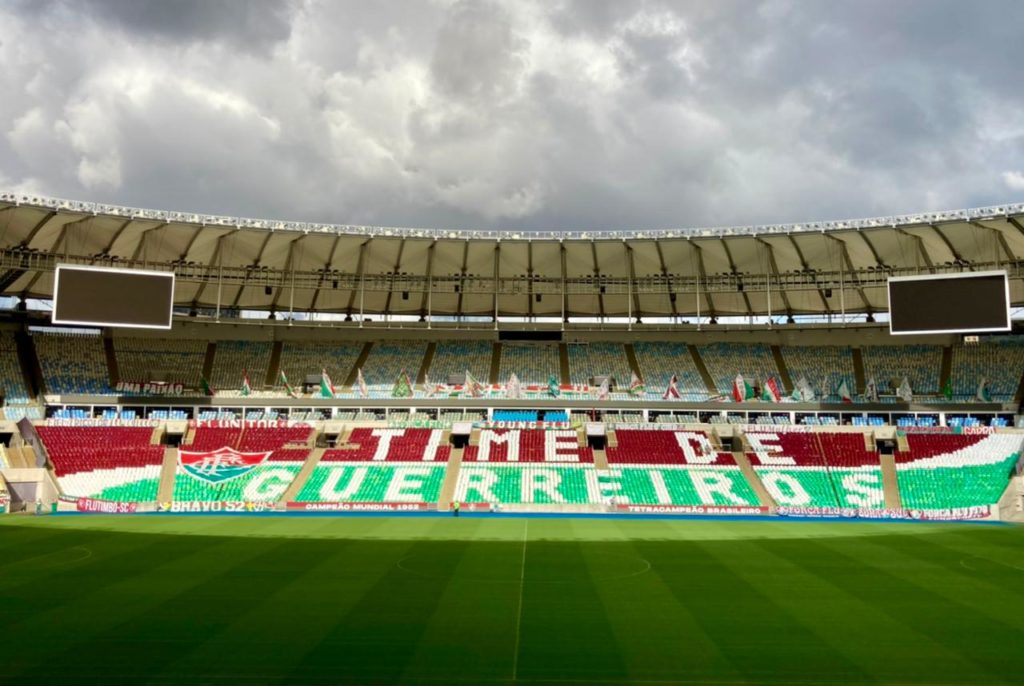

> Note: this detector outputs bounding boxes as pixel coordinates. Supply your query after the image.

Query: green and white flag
[279,369,299,398]
[240,370,252,397]
[392,369,413,398]
[321,368,336,398]
[976,377,992,402]
[548,374,561,398]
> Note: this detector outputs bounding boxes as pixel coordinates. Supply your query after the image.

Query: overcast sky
[2,0,1023,231]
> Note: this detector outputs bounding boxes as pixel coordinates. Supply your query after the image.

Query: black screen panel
[888,271,1009,335]
[53,265,175,329]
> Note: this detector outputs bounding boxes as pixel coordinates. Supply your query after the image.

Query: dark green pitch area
[1,516,1023,685]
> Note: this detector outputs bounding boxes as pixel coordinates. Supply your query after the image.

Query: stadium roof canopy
[0,192,1022,319]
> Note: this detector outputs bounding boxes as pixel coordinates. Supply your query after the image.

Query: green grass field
[1,514,1023,685]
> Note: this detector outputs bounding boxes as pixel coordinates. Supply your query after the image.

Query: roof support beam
[785,235,831,311]
[271,236,305,311]
[492,241,500,325]
[345,239,371,317]
[526,241,534,320]
[1006,217,1024,241]
[719,238,754,318]
[455,240,469,320]
[560,242,568,322]
[690,242,716,318]
[178,225,205,263]
[896,229,934,271]
[969,221,1015,265]
[928,224,968,268]
[382,237,408,317]
[231,232,277,308]
[824,234,870,312]
[418,239,436,321]
[857,231,887,270]
[130,223,169,262]
[192,229,239,305]
[95,219,135,259]
[308,234,343,312]
[653,241,679,319]
[755,238,794,317]
[590,240,605,319]
[18,211,57,248]
[625,243,642,320]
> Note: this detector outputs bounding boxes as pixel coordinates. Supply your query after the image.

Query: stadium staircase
[265,341,283,386]
[623,344,643,383]
[489,343,502,384]
[852,348,866,394]
[994,475,1024,521]
[770,345,794,393]
[278,447,325,504]
[879,452,902,509]
[103,337,119,386]
[438,445,464,510]
[688,344,718,393]
[157,447,178,503]
[592,446,609,469]
[559,343,571,385]
[416,342,436,388]
[343,343,373,389]
[15,331,43,401]
[729,432,777,508]
[1015,370,1024,405]
[939,346,953,394]
[201,342,216,383]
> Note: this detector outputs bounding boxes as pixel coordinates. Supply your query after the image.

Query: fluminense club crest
[179,447,273,484]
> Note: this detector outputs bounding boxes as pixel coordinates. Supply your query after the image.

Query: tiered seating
[780,346,855,401]
[37,426,163,501]
[34,332,112,394]
[950,338,1024,401]
[606,429,734,466]
[456,464,596,505]
[895,433,1023,509]
[567,342,632,387]
[744,429,887,508]
[359,342,425,395]
[113,338,206,387]
[861,345,942,396]
[0,332,32,410]
[172,423,314,502]
[209,341,273,395]
[462,429,593,463]
[430,341,492,384]
[632,342,705,399]
[322,428,451,463]
[498,343,560,386]
[700,343,779,396]
[277,342,362,393]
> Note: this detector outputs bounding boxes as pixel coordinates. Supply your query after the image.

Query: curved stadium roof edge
[3,191,1023,241]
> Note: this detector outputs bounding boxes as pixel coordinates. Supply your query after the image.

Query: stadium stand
[566,342,632,387]
[498,343,560,386]
[430,340,492,385]
[861,344,942,396]
[949,337,1024,401]
[34,331,112,394]
[895,432,1023,509]
[700,342,779,396]
[779,345,856,401]
[38,425,163,501]
[462,429,593,463]
[632,342,706,399]
[114,337,206,388]
[209,340,273,395]
[277,341,363,393]
[0,332,32,413]
[359,342,426,395]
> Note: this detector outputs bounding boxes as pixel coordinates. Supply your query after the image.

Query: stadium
[0,191,1023,683]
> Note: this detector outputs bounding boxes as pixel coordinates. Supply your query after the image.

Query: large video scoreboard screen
[888,270,1010,335]
[52,265,175,329]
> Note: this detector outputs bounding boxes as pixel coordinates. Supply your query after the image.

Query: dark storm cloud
[1,0,1023,230]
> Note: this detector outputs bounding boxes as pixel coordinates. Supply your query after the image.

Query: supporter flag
[240,370,252,397]
[795,376,815,402]
[976,377,992,402]
[662,374,681,400]
[837,379,852,403]
[279,369,299,398]
[864,377,879,402]
[507,373,522,399]
[200,375,215,397]
[424,375,439,398]
[392,369,413,398]
[465,370,484,398]
[732,374,754,402]
[897,376,913,403]
[942,377,953,401]
[355,368,368,399]
[628,371,645,396]
[321,368,336,398]
[548,374,561,398]
[761,377,781,403]
[597,375,610,401]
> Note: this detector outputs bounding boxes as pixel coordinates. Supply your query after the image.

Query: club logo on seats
[179,447,272,484]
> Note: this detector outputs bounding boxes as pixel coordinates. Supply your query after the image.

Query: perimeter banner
[76,497,138,514]
[0,496,8,513]
[286,501,433,512]
[169,501,276,513]
[614,504,769,515]
[907,505,991,520]
[775,506,908,519]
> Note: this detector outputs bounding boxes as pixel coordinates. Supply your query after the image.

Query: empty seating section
[567,343,632,387]
[35,332,111,394]
[237,425,313,461]
[632,342,705,399]
[297,463,446,503]
[462,429,593,463]
[895,433,1023,509]
[278,342,363,392]
[950,338,1024,401]
[606,429,734,466]
[114,338,206,387]
[323,428,450,462]
[359,342,425,394]
[862,345,941,396]
[700,343,778,395]
[430,341,492,384]
[498,343,559,386]
[780,346,855,401]
[37,426,163,501]
[0,332,31,409]
[210,341,273,394]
